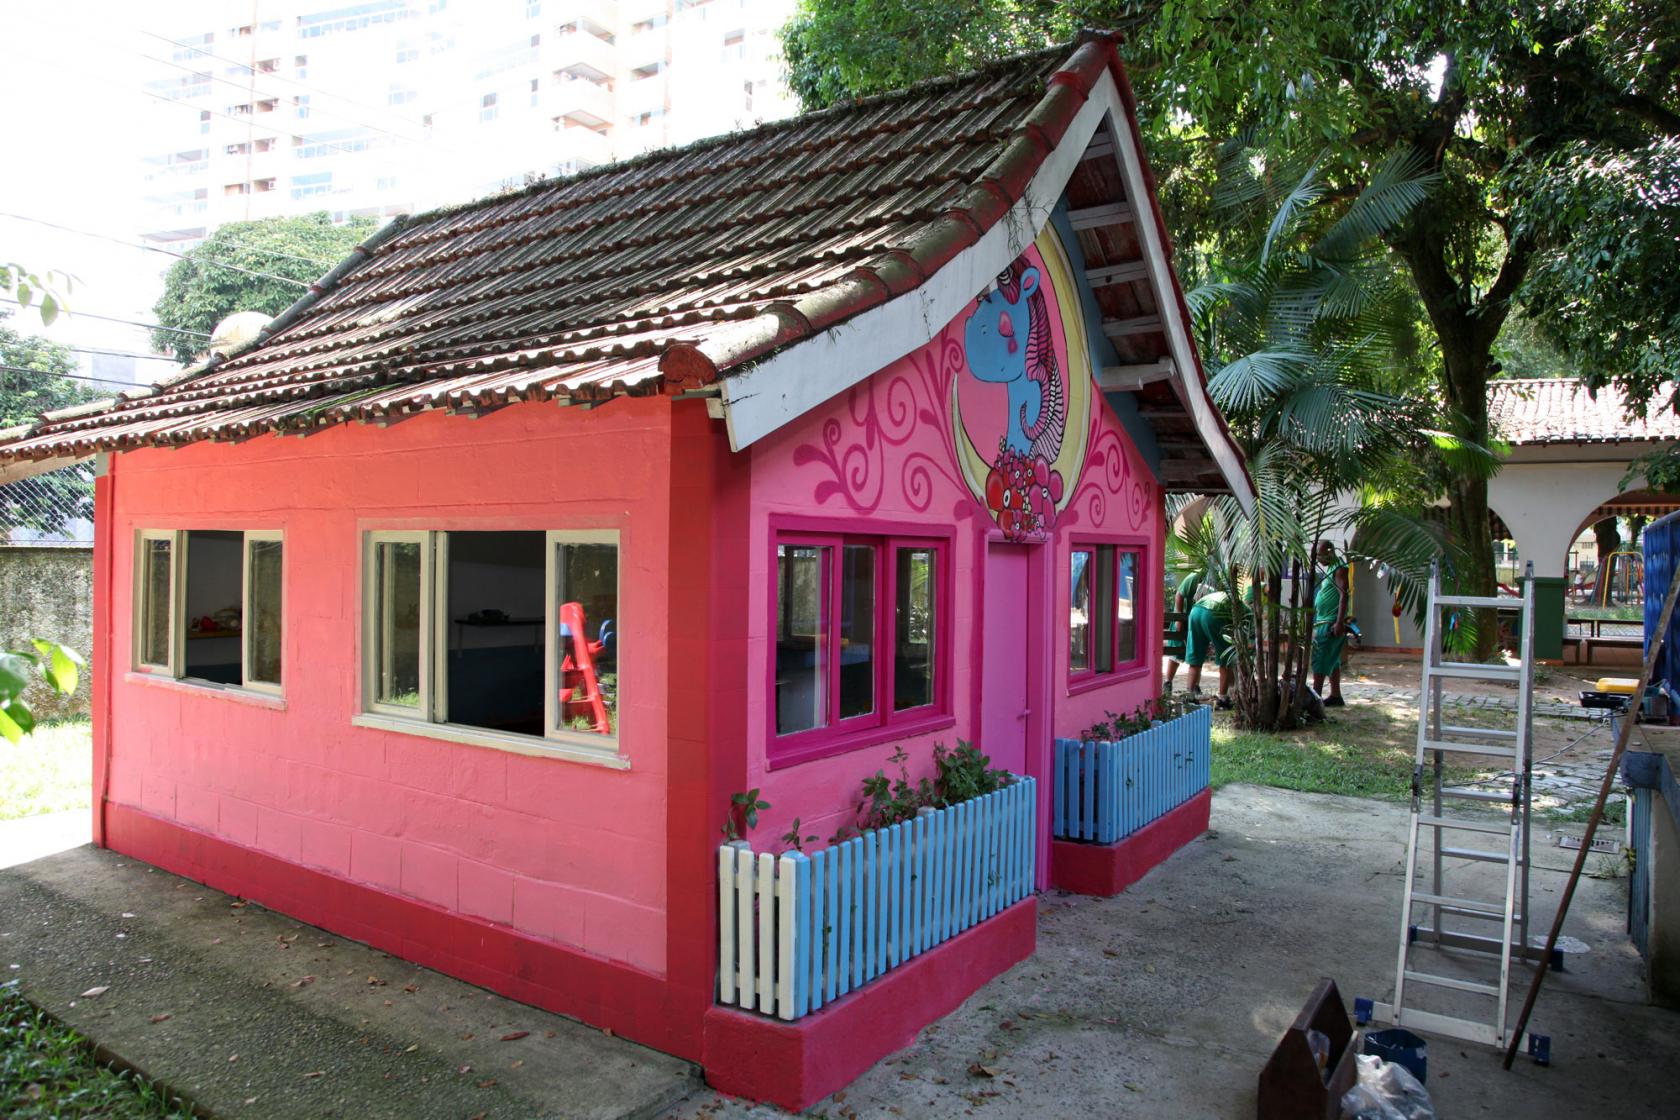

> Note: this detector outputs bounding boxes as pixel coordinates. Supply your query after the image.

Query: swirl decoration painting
[953,235,1092,542]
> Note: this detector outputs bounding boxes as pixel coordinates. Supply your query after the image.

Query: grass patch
[1,983,192,1119]
[1569,604,1643,622]
[1211,706,1477,802]
[0,721,92,821]
[1546,798,1629,826]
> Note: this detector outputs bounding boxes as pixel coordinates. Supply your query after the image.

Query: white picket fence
[717,776,1037,1021]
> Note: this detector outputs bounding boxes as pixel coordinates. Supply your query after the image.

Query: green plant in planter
[933,740,1009,805]
[1079,701,1157,743]
[722,788,771,842]
[857,745,937,831]
[779,817,818,853]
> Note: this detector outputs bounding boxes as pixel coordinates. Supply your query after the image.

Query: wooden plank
[717,845,736,1004]
[776,853,798,1020]
[1085,261,1151,288]
[756,853,776,1013]
[1068,201,1135,230]
[1080,134,1115,160]
[1102,314,1164,338]
[1097,359,1175,392]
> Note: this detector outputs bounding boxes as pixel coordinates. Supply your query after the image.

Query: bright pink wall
[103,399,674,975]
[745,237,1163,849]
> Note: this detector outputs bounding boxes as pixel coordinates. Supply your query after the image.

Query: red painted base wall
[1049,788,1211,897]
[104,802,703,1060]
[702,897,1038,1111]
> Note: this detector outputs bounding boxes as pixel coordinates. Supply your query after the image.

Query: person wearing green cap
[1311,539,1350,706]
[1164,569,1202,691]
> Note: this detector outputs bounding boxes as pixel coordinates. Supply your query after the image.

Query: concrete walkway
[0,808,89,870]
[666,785,1674,1118]
[0,844,698,1119]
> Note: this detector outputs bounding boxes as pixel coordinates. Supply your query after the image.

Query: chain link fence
[0,462,96,545]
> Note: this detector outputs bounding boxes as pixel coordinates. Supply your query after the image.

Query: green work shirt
[1315,563,1348,625]
[1175,572,1202,605]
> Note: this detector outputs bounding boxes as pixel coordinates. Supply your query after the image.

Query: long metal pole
[1502,563,1680,1067]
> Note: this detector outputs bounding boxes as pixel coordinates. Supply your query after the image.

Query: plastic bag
[1340,1054,1437,1120]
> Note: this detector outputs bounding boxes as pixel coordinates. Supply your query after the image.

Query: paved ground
[0,808,89,870]
[4,785,1671,1119]
[664,785,1673,1119]
[0,844,699,1120]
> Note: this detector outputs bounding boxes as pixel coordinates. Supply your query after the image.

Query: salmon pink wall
[745,231,1162,850]
[102,398,674,975]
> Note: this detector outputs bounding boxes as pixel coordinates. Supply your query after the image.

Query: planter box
[1052,704,1210,844]
[717,776,1037,1022]
[1051,706,1211,896]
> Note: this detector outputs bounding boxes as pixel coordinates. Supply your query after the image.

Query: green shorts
[1312,624,1347,676]
[1185,605,1232,667]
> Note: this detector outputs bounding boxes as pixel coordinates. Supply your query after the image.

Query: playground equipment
[558,601,614,734]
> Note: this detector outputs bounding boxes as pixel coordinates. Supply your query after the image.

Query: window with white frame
[1069,542,1142,679]
[361,530,620,748]
[772,531,946,759]
[133,529,284,692]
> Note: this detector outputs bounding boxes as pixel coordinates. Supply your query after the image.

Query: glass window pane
[1116,550,1139,665]
[1069,550,1092,673]
[1094,547,1115,674]
[446,531,546,734]
[181,530,243,685]
[555,539,619,736]
[141,537,173,667]
[838,544,875,720]
[247,538,283,685]
[894,547,936,711]
[374,540,423,709]
[776,544,827,734]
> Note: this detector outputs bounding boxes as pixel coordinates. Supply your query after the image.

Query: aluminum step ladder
[1361,561,1552,1061]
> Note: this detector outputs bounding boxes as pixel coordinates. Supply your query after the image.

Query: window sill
[767,711,956,771]
[1066,663,1152,698]
[123,672,287,710]
[350,712,630,770]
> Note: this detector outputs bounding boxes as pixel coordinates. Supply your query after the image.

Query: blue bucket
[1363,1027,1428,1083]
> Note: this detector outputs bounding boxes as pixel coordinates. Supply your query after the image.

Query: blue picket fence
[718,775,1037,1021]
[1052,705,1211,844]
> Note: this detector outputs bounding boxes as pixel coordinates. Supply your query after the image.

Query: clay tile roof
[1488,378,1680,445]
[0,32,1141,467]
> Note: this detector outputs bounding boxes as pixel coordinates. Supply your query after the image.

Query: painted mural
[954,235,1092,542]
[791,225,1135,540]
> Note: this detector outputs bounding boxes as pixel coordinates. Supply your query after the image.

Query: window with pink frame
[772,531,948,762]
[1069,542,1144,681]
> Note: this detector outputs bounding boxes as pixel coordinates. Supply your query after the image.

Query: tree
[784,1,1678,655]
[0,640,81,743]
[150,212,378,363]
[0,311,100,538]
[1176,141,1486,730]
[0,310,96,429]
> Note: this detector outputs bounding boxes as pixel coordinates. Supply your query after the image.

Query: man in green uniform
[1311,539,1350,706]
[1163,569,1202,691]
[1183,587,1235,709]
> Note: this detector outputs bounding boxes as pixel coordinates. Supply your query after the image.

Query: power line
[0,212,314,288]
[0,363,151,387]
[0,300,211,338]
[64,345,178,362]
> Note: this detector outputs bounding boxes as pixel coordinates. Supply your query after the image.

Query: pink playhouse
[0,34,1249,1108]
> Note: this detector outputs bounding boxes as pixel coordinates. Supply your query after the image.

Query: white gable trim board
[717,69,1254,513]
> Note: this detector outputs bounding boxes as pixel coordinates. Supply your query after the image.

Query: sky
[1,2,178,389]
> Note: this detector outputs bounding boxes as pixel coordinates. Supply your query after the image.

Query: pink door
[981,543,1030,774]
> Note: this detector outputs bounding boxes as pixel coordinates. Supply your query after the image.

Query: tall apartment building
[139,0,800,249]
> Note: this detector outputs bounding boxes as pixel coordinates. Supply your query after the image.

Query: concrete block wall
[100,398,675,975]
[0,544,93,720]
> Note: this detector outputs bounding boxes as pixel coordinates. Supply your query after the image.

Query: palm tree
[1176,140,1495,730]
